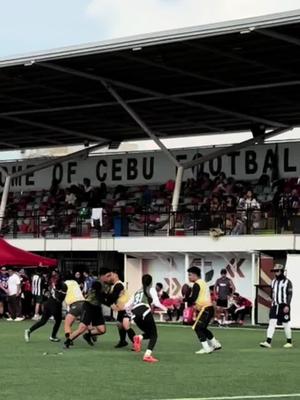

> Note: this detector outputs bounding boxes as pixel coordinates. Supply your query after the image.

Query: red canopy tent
[0,238,57,267]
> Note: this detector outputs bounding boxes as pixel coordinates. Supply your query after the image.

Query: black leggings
[132,306,158,351]
[193,306,214,342]
[29,298,62,338]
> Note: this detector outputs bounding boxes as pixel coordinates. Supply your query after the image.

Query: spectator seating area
[1,174,300,237]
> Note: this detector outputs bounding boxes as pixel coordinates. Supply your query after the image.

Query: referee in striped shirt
[260,264,293,349]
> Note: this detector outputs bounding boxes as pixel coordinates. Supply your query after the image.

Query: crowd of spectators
[1,173,300,237]
[0,267,100,321]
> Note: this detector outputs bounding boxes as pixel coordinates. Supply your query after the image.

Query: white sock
[144,349,152,357]
[283,322,292,340]
[266,319,277,340]
[201,341,211,352]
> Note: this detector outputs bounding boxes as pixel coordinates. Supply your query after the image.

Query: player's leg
[83,305,106,346]
[260,306,277,348]
[25,301,51,342]
[115,311,128,348]
[193,306,218,354]
[64,303,91,348]
[50,302,63,342]
[64,313,75,340]
[281,304,292,348]
[123,316,136,344]
[205,307,221,350]
[133,310,158,362]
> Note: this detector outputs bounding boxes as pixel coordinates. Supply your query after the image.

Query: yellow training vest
[195,279,212,311]
[65,280,85,305]
[110,280,129,310]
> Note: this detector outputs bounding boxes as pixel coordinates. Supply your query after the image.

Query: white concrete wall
[6,234,298,252]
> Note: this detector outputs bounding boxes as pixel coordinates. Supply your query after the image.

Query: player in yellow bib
[103,269,136,348]
[64,275,86,342]
[187,266,222,354]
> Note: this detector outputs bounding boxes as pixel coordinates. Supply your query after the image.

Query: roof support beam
[188,42,299,79]
[257,29,300,46]
[0,115,106,143]
[100,79,180,168]
[9,141,111,180]
[39,62,287,129]
[0,80,298,119]
[182,126,291,170]
[119,53,234,87]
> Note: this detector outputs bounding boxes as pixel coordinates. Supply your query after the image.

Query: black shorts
[80,302,105,327]
[33,294,43,304]
[269,304,291,324]
[117,310,130,323]
[193,306,214,330]
[0,292,6,302]
[216,299,228,308]
[68,301,85,317]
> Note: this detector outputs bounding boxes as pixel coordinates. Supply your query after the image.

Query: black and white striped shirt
[271,278,293,306]
[31,274,43,296]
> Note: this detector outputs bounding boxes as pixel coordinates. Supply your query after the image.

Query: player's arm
[214,280,219,296]
[106,283,124,306]
[187,283,200,307]
[286,280,293,305]
[149,287,167,311]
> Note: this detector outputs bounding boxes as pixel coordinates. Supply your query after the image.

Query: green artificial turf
[0,321,299,400]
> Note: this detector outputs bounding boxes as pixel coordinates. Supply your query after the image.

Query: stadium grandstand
[1,9,300,326]
[2,8,300,400]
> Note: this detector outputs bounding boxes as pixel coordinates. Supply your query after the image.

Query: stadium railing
[0,208,299,238]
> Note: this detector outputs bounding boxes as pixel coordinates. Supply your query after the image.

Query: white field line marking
[159,394,300,400]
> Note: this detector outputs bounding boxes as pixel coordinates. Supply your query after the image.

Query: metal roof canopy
[0,10,300,150]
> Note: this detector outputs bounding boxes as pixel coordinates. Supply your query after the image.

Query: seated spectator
[155,282,182,321]
[227,292,252,325]
[238,190,260,210]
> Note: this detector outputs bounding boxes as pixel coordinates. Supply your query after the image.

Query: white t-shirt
[7,273,21,296]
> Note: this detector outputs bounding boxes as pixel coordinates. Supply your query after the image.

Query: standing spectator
[214,269,235,324]
[260,264,293,348]
[7,268,24,321]
[0,267,8,319]
[31,269,44,320]
[20,269,32,319]
[83,178,93,204]
[83,270,96,295]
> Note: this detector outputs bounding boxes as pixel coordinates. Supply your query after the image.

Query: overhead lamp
[24,60,35,67]
[240,27,255,35]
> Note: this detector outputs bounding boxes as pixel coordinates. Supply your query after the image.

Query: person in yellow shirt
[64,274,86,342]
[187,266,222,354]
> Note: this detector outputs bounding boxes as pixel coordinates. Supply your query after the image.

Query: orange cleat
[143,355,159,363]
[133,335,142,352]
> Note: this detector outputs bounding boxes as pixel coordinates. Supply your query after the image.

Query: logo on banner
[226,259,245,278]
[164,278,181,296]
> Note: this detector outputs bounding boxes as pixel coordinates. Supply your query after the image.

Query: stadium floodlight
[240,26,256,34]
[108,141,121,150]
[24,60,35,67]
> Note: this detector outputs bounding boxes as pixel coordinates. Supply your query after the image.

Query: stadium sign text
[0,143,298,191]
